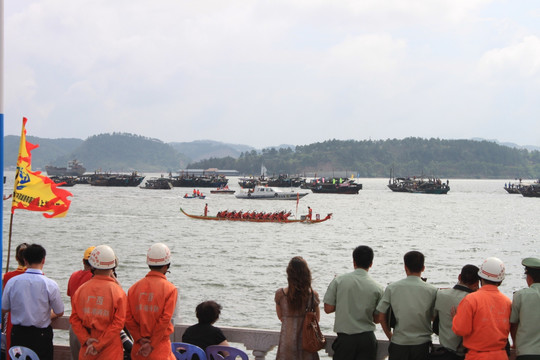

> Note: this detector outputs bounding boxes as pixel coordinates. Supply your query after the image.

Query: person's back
[126,243,178,360]
[376,251,437,360]
[452,257,511,360]
[67,246,95,360]
[383,275,437,344]
[433,264,479,359]
[182,301,229,351]
[510,257,540,359]
[323,245,383,360]
[70,245,127,360]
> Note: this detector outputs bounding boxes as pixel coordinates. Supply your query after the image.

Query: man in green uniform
[376,251,437,360]
[433,264,480,360]
[510,257,540,360]
[323,245,384,360]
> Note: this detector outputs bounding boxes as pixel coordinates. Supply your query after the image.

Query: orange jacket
[125,271,178,360]
[452,284,511,359]
[67,269,93,297]
[70,275,127,360]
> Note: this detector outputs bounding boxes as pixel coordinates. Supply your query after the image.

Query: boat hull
[235,192,309,200]
[169,176,228,188]
[89,174,145,187]
[210,190,235,194]
[180,208,331,223]
[310,184,362,194]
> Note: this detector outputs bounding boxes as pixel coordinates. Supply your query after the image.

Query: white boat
[235,186,309,200]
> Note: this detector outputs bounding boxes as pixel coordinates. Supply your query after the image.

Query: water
[2,174,539,351]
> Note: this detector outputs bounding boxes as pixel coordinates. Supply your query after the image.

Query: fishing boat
[180,208,332,223]
[49,176,77,187]
[45,159,86,177]
[89,172,145,187]
[388,176,450,194]
[505,180,531,194]
[140,177,173,190]
[238,176,266,189]
[518,181,540,197]
[169,174,228,188]
[266,174,305,188]
[235,186,309,200]
[309,179,362,194]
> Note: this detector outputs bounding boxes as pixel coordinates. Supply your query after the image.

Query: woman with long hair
[275,256,321,360]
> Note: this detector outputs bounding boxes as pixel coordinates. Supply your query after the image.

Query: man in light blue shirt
[2,244,64,360]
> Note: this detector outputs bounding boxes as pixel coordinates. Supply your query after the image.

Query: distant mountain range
[3,133,539,178]
[2,133,293,172]
[471,138,540,152]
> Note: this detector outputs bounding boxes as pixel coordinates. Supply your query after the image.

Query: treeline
[188,138,540,178]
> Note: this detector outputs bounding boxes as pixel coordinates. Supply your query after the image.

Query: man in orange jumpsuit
[126,243,178,360]
[452,257,512,360]
[67,246,95,360]
[70,245,127,360]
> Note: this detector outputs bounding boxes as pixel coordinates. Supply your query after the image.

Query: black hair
[23,244,46,265]
[148,264,170,271]
[482,278,502,286]
[196,301,222,325]
[353,245,374,269]
[460,264,480,285]
[83,259,91,267]
[15,243,29,266]
[525,267,540,283]
[404,251,424,273]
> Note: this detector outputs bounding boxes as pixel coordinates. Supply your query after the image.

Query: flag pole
[1,0,5,291]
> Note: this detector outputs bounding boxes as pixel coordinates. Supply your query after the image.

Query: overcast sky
[4,1,540,148]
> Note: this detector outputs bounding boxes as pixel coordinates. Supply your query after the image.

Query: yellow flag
[11,118,72,218]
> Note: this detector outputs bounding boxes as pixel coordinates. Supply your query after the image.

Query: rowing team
[216,210,292,220]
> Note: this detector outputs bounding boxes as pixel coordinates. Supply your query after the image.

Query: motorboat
[235,186,309,200]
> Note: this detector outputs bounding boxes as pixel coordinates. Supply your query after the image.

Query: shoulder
[274,288,285,302]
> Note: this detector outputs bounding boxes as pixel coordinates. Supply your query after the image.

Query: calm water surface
[2,174,539,353]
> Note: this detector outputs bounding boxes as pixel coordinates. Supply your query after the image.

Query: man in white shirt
[2,244,64,360]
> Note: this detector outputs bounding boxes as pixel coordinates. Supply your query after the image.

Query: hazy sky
[4,1,540,148]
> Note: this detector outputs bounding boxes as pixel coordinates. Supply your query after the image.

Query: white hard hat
[147,243,171,266]
[88,245,117,270]
[478,257,505,282]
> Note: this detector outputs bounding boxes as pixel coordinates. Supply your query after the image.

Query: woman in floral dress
[275,256,321,360]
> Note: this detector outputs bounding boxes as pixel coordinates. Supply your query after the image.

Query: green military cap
[522,257,540,269]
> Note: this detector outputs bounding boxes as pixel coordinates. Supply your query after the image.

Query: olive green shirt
[323,268,384,334]
[434,285,472,354]
[510,283,540,356]
[376,275,437,345]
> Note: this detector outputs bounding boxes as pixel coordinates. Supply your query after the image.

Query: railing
[50,317,516,360]
[51,316,391,360]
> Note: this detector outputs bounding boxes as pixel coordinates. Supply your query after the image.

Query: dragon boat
[180,208,332,224]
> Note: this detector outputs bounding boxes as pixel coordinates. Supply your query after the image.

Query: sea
[2,174,539,356]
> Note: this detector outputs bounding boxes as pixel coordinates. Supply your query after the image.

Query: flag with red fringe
[11,118,72,218]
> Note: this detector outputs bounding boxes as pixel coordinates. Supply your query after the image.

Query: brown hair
[286,256,312,311]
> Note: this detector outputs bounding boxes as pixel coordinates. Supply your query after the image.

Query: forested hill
[189,138,540,179]
[4,133,189,172]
